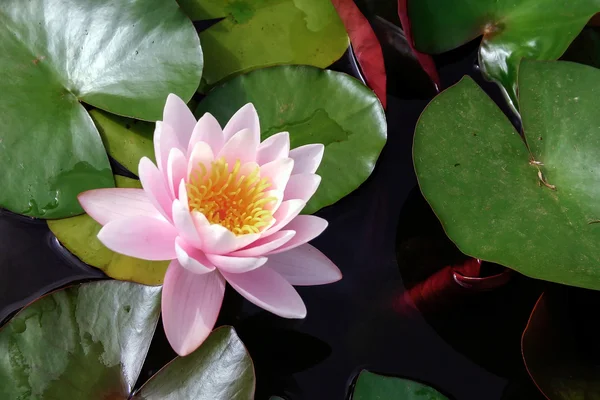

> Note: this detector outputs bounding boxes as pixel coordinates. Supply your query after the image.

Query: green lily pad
[196,65,387,214]
[0,282,255,399]
[0,281,161,399]
[0,0,202,218]
[408,0,599,110]
[522,290,600,399]
[48,176,169,285]
[133,326,255,399]
[91,109,156,175]
[177,0,348,88]
[414,60,600,290]
[352,370,449,399]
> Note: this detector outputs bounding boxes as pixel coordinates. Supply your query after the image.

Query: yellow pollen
[186,157,276,235]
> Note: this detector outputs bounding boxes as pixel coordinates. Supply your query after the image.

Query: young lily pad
[0,0,202,218]
[414,60,600,290]
[0,282,255,399]
[408,0,599,110]
[48,176,169,285]
[522,290,600,399]
[0,281,161,399]
[352,370,449,399]
[133,326,255,399]
[196,65,387,214]
[177,0,348,88]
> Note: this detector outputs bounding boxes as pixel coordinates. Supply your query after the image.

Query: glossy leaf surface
[134,326,255,400]
[196,65,386,214]
[48,176,169,285]
[0,281,161,399]
[352,370,449,399]
[414,60,600,290]
[0,0,202,218]
[408,0,599,109]
[178,0,348,87]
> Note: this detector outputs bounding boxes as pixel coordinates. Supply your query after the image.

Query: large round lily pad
[0,281,255,399]
[177,0,348,88]
[408,0,599,110]
[414,60,600,290]
[48,176,169,285]
[352,370,449,399]
[0,281,161,399]
[196,65,387,214]
[0,0,202,218]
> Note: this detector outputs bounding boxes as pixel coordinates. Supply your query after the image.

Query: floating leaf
[414,60,600,290]
[133,326,255,400]
[522,289,600,399]
[196,65,386,214]
[0,0,202,218]
[0,281,161,399]
[408,0,599,109]
[352,370,449,399]
[177,0,348,87]
[331,0,387,108]
[92,109,156,175]
[562,26,600,69]
[48,176,169,285]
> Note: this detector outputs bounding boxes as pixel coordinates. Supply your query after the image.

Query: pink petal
[187,141,214,181]
[154,122,182,175]
[138,157,173,221]
[78,188,161,226]
[175,237,215,274]
[98,216,177,260]
[231,230,295,257]
[257,132,290,165]
[163,93,197,149]
[162,260,225,356]
[206,253,267,273]
[262,199,305,238]
[188,112,224,157]
[260,158,294,191]
[218,128,258,166]
[178,179,188,208]
[194,213,260,254]
[223,103,260,142]
[266,244,342,285]
[167,148,187,198]
[289,144,324,174]
[284,174,321,202]
[172,199,202,248]
[222,267,306,318]
[267,216,327,254]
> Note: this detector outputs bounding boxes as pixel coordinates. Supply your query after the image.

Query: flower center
[186,157,276,235]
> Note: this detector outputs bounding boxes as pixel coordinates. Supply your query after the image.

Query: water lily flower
[79,94,342,356]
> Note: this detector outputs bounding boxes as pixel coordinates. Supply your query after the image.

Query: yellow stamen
[186,157,276,235]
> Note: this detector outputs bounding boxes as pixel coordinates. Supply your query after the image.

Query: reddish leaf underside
[397,0,440,89]
[331,0,387,108]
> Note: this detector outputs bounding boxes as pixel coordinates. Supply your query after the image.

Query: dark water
[0,40,548,400]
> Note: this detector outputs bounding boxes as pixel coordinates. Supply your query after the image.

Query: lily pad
[0,281,161,399]
[48,176,169,285]
[522,289,600,399]
[0,0,202,218]
[414,60,600,290]
[133,326,255,399]
[177,0,348,87]
[196,65,387,214]
[408,0,599,110]
[352,370,449,399]
[0,281,255,399]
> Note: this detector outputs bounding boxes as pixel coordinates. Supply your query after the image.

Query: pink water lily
[79,94,341,356]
